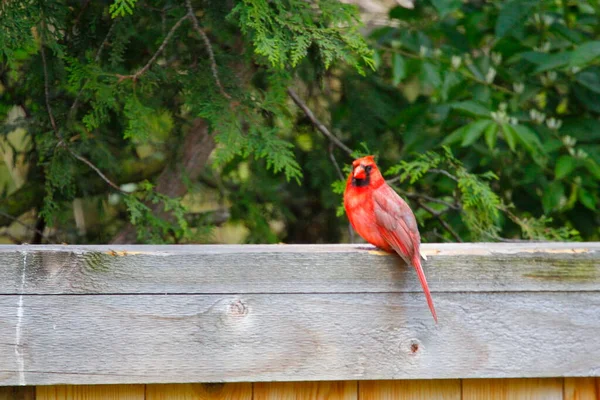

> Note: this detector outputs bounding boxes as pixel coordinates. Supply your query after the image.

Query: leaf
[450,101,491,118]
[109,0,138,17]
[573,85,600,113]
[550,23,586,44]
[520,51,572,73]
[392,53,406,85]
[555,155,577,179]
[389,5,424,21]
[584,159,600,179]
[501,124,517,151]
[512,125,544,155]
[441,71,462,102]
[462,120,493,147]
[542,181,565,213]
[560,118,600,142]
[576,70,600,94]
[442,120,490,146]
[495,0,537,38]
[578,187,597,210]
[421,62,442,89]
[484,122,498,150]
[430,0,461,17]
[570,41,600,67]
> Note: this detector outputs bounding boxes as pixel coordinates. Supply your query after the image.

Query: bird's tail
[412,255,438,323]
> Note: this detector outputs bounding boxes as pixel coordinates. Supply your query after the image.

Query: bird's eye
[365,165,372,172]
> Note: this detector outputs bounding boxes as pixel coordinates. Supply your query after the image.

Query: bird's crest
[352,155,376,168]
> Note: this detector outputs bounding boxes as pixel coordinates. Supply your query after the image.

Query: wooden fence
[0,243,598,399]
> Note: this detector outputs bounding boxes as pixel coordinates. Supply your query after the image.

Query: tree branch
[416,200,463,242]
[39,43,59,136]
[40,29,123,193]
[185,0,231,99]
[287,88,352,156]
[394,187,460,210]
[70,20,117,117]
[328,142,345,181]
[0,210,52,243]
[68,150,123,192]
[0,157,167,228]
[116,13,189,83]
[430,168,459,182]
[111,119,216,244]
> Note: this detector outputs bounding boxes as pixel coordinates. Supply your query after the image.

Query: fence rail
[0,243,599,387]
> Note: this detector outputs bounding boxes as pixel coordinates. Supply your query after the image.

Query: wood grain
[146,383,252,400]
[0,292,598,386]
[254,381,357,400]
[462,378,563,400]
[564,377,600,400]
[358,380,460,400]
[35,385,144,400]
[0,387,34,400]
[0,243,598,295]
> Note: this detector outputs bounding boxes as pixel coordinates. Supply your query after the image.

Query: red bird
[344,155,437,322]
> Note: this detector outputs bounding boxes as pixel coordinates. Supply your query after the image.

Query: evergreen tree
[0,0,598,244]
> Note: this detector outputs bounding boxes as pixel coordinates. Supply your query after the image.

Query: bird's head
[350,155,384,188]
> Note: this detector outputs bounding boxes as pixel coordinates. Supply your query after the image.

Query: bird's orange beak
[353,166,366,180]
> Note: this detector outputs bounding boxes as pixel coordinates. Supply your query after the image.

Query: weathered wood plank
[254,381,357,400]
[462,378,564,399]
[0,243,598,294]
[35,385,144,400]
[146,383,252,400]
[564,377,599,400]
[358,380,460,400]
[0,292,598,386]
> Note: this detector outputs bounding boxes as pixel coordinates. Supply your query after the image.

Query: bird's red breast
[344,155,438,322]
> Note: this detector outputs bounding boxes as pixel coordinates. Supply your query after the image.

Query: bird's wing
[372,184,420,264]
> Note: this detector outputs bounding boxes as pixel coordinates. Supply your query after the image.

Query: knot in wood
[409,339,420,355]
[201,383,225,394]
[229,299,248,317]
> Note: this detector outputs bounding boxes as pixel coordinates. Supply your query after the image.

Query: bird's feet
[357,245,380,251]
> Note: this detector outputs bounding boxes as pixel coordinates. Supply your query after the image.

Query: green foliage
[123,96,155,141]
[0,0,373,244]
[1,0,598,245]
[230,0,374,73]
[109,0,138,18]
[0,1,39,66]
[123,181,189,243]
[387,148,502,239]
[352,0,600,241]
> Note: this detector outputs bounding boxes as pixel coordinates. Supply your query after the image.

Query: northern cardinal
[344,155,437,322]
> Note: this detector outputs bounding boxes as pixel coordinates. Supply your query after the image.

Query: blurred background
[1,0,599,245]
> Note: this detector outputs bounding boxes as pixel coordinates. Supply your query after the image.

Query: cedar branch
[0,158,167,228]
[40,27,123,193]
[287,88,353,155]
[40,43,59,136]
[417,200,463,242]
[116,13,189,83]
[185,0,231,99]
[70,20,117,117]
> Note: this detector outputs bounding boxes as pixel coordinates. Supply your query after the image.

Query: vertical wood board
[462,378,563,400]
[146,383,252,400]
[36,385,144,400]
[564,378,600,400]
[0,387,34,400]
[358,380,461,400]
[254,381,357,400]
